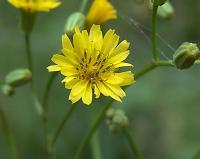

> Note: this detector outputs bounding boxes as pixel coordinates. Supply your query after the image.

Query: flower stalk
[123,127,143,159]
[0,106,18,159]
[152,1,159,61]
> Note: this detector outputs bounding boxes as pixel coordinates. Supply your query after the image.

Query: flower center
[76,51,113,83]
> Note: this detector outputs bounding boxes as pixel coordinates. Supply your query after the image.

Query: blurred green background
[0,0,200,159]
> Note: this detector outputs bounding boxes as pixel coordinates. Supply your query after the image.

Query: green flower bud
[157,1,174,19]
[106,109,129,133]
[1,84,14,96]
[173,42,200,69]
[5,69,32,87]
[20,10,36,33]
[64,12,85,35]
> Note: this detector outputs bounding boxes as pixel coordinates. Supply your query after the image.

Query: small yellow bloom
[8,0,61,12]
[48,25,135,105]
[86,0,117,27]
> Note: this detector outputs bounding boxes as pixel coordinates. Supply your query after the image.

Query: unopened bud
[106,109,129,133]
[173,42,200,69]
[1,84,14,96]
[5,69,32,87]
[64,12,85,35]
[157,1,174,19]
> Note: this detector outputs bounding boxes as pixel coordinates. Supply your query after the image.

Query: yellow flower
[47,25,135,105]
[8,0,61,12]
[86,0,117,27]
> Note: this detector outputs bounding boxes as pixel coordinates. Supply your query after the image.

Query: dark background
[0,0,200,159]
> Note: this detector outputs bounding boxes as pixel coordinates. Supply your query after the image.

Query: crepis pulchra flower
[48,25,135,105]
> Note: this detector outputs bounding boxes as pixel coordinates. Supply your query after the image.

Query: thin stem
[0,106,18,159]
[123,127,143,159]
[24,32,33,77]
[151,3,159,61]
[90,132,102,159]
[42,73,57,156]
[135,63,157,79]
[49,103,77,153]
[79,0,89,13]
[73,99,113,159]
[135,60,174,79]
[42,73,57,110]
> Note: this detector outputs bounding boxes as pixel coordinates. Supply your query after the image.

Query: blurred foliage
[0,0,200,159]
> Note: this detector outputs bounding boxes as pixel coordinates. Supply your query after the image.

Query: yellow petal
[94,84,101,98]
[62,77,78,89]
[108,51,129,65]
[70,80,88,97]
[114,62,133,68]
[82,83,93,105]
[110,40,130,57]
[105,74,124,85]
[62,34,73,51]
[102,29,119,56]
[47,65,61,72]
[115,71,135,86]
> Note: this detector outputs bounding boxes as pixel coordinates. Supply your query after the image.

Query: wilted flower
[8,0,61,12]
[48,25,134,105]
[86,0,117,28]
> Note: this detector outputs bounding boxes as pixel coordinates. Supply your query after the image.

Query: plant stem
[135,60,174,79]
[73,99,113,159]
[152,3,159,61]
[80,0,89,13]
[90,132,102,159]
[24,32,33,79]
[123,127,143,159]
[0,106,18,159]
[42,73,57,110]
[42,73,57,154]
[135,63,157,79]
[48,103,78,158]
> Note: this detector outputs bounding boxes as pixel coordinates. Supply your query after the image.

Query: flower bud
[173,42,200,69]
[1,84,14,96]
[106,109,129,133]
[157,1,174,19]
[64,12,85,35]
[5,69,32,87]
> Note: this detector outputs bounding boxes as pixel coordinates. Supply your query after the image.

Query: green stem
[48,103,78,157]
[79,0,89,13]
[24,32,33,77]
[73,99,113,159]
[123,127,143,159]
[90,132,102,159]
[0,106,18,159]
[152,3,159,61]
[42,73,57,110]
[135,60,174,79]
[42,73,57,156]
